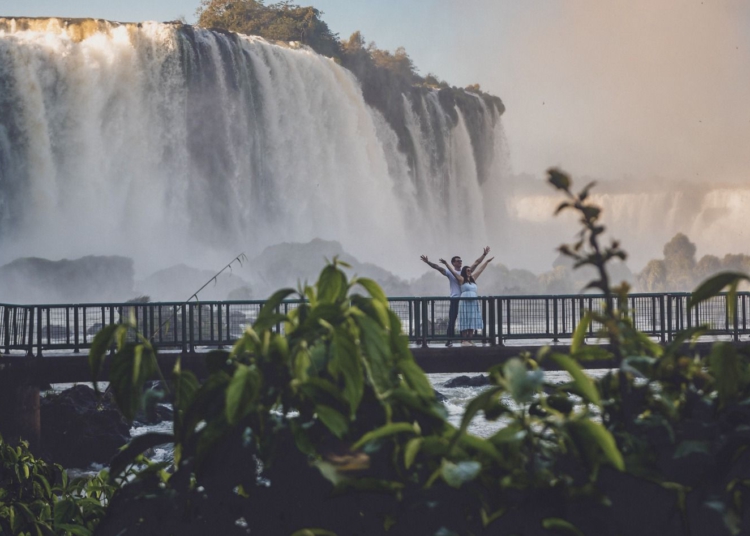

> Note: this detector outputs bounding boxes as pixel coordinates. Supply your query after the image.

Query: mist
[437,0,750,183]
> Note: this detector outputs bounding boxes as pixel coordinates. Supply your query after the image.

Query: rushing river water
[58,369,612,474]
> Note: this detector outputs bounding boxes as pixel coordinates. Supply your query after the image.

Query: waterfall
[508,186,750,270]
[0,18,508,278]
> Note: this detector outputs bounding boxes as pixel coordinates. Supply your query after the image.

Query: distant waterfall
[0,18,507,275]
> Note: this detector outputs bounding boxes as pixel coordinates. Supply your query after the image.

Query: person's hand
[420,255,429,263]
[439,258,448,265]
[486,256,495,264]
[483,246,491,256]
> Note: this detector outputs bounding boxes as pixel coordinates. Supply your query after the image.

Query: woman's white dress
[457,282,483,331]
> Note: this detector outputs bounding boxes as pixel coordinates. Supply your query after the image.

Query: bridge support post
[0,371,40,452]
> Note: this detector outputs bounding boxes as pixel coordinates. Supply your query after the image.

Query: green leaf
[621,355,656,378]
[542,517,584,536]
[225,364,260,425]
[689,272,749,309]
[298,377,349,407]
[356,315,396,395]
[458,386,503,437]
[709,343,741,406]
[318,264,347,304]
[503,359,544,404]
[456,434,504,464]
[109,343,158,421]
[88,324,120,393]
[397,358,434,400]
[254,288,296,331]
[441,460,481,488]
[571,313,591,353]
[53,498,77,526]
[54,523,92,536]
[352,422,416,451]
[108,433,174,481]
[548,168,571,192]
[315,405,349,439]
[549,353,600,407]
[674,440,711,459]
[568,419,624,471]
[404,438,423,469]
[290,529,337,536]
[172,360,200,413]
[353,277,388,304]
[329,330,364,417]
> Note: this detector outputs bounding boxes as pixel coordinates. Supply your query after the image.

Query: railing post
[497,297,504,346]
[26,307,35,357]
[37,307,43,358]
[413,298,421,342]
[181,304,187,353]
[553,298,559,343]
[189,304,195,353]
[217,303,224,349]
[733,293,739,342]
[421,299,428,348]
[488,298,496,346]
[506,298,511,339]
[226,303,232,342]
[408,299,414,339]
[73,306,80,353]
[659,295,666,343]
[3,306,9,354]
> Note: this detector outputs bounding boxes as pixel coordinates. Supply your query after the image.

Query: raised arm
[439,258,464,284]
[469,246,490,272]
[472,257,494,280]
[420,255,447,276]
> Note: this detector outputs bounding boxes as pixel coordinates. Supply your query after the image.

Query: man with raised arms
[420,247,490,346]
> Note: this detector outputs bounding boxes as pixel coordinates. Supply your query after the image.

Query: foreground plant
[0,434,114,535]
[85,170,750,536]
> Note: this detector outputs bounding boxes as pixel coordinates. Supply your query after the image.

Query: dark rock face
[0,255,135,304]
[443,375,490,388]
[433,390,448,402]
[40,385,130,468]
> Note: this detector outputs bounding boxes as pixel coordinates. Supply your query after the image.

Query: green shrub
[0,435,113,535]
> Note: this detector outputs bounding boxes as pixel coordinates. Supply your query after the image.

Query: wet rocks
[40,385,131,468]
[443,374,491,388]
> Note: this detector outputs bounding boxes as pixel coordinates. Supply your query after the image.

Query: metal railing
[2,292,749,356]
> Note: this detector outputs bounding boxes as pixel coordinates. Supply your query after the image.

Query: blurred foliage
[0,434,114,535]
[81,170,750,534]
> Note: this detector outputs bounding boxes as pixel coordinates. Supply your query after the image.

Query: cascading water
[0,18,508,279]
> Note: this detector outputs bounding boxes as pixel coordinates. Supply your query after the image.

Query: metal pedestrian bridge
[2,292,749,357]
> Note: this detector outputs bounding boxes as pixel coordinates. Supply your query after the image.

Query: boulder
[433,390,448,402]
[40,385,130,468]
[443,374,491,388]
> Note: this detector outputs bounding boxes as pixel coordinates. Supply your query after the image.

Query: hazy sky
[4,0,750,184]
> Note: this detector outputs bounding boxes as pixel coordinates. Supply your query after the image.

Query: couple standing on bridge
[420,247,494,346]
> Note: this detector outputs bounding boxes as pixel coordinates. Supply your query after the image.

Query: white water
[0,18,508,279]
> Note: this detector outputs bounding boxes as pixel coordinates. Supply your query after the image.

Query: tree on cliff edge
[195,0,341,58]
